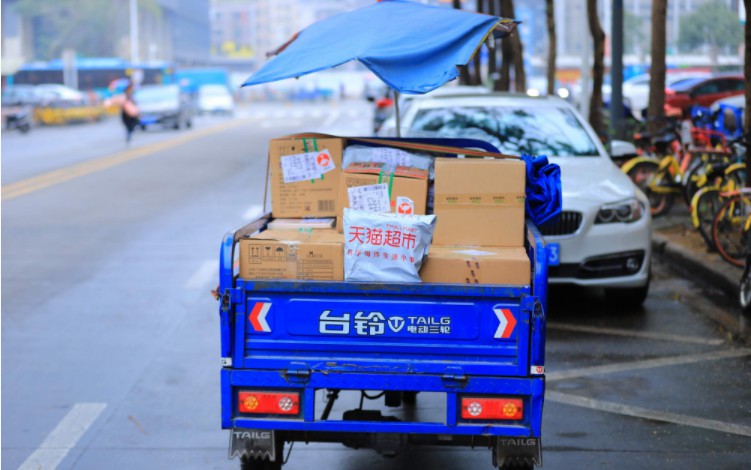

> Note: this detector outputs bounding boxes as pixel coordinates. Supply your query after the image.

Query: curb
[651,233,749,344]
[651,233,738,299]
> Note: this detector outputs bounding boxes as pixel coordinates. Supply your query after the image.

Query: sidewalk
[651,205,749,343]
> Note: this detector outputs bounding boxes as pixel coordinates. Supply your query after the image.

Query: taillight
[238,391,300,415]
[460,397,523,420]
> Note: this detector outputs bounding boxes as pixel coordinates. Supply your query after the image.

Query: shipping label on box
[239,229,343,281]
[337,163,428,232]
[269,137,344,217]
[433,158,526,247]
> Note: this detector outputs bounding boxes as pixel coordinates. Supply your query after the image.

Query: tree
[587,0,606,139]
[15,0,120,59]
[679,0,743,65]
[472,0,485,85]
[647,0,668,135]
[501,0,525,92]
[545,0,556,96]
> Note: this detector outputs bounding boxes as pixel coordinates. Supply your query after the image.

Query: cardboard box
[269,137,344,218]
[420,245,529,285]
[433,158,526,247]
[239,229,343,281]
[337,162,428,232]
[267,218,335,230]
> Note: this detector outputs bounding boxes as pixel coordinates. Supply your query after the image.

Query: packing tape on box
[434,193,526,206]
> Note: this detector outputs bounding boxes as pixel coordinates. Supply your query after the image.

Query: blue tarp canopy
[242,0,517,95]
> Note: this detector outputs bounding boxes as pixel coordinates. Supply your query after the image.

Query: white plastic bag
[343,208,436,282]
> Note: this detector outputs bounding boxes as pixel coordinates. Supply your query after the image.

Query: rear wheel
[740,267,751,312]
[713,194,751,268]
[691,188,725,250]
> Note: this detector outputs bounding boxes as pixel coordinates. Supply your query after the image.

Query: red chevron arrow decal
[249,302,272,333]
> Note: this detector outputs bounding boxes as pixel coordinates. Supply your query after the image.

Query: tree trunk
[587,0,606,139]
[453,0,472,85]
[546,0,557,96]
[472,0,484,86]
[745,0,751,186]
[488,0,498,86]
[509,0,525,92]
[647,0,668,136]
[498,0,513,91]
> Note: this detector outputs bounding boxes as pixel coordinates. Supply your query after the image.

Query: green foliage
[678,0,743,52]
[15,0,120,59]
[624,9,648,56]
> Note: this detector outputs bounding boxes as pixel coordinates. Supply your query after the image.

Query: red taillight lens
[238,391,300,415]
[460,397,523,420]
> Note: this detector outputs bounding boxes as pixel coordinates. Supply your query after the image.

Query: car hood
[550,156,635,205]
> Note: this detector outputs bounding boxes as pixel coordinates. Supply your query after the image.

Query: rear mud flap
[494,437,542,467]
[229,429,277,461]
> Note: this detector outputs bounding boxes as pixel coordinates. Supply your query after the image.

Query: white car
[197,84,235,115]
[389,92,652,305]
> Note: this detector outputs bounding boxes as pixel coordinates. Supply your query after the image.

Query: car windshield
[135,86,179,103]
[409,105,600,157]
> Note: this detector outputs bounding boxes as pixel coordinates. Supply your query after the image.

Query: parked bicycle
[712,189,751,268]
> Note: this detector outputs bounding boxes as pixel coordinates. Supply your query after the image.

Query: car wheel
[173,119,181,130]
[186,119,193,129]
[605,275,650,308]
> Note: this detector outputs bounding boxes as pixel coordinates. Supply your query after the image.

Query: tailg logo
[318,310,451,336]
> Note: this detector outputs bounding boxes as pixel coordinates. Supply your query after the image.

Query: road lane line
[547,323,725,346]
[547,391,751,437]
[2,119,249,201]
[185,260,218,290]
[547,349,751,382]
[18,403,107,470]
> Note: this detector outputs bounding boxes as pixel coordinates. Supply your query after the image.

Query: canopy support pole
[394,91,401,138]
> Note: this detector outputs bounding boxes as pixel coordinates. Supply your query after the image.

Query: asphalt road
[2,101,750,470]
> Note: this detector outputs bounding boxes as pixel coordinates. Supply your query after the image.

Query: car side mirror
[610,140,638,159]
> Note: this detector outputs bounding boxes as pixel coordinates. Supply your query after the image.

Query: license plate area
[547,243,560,267]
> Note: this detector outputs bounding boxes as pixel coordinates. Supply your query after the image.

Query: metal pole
[610,0,624,141]
[129,0,140,64]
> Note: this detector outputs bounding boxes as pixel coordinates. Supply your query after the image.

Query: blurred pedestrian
[121,83,140,144]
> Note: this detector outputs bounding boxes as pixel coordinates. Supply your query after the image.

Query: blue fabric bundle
[522,154,562,226]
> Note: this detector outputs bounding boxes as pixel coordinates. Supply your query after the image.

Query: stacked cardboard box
[239,229,344,281]
[337,162,429,232]
[242,136,530,286]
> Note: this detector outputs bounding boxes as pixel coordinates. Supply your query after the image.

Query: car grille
[538,211,583,236]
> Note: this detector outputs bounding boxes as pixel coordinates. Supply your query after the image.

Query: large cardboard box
[239,229,343,281]
[337,162,428,232]
[433,158,525,247]
[269,137,345,218]
[420,245,529,285]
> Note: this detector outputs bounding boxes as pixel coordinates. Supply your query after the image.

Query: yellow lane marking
[2,119,250,201]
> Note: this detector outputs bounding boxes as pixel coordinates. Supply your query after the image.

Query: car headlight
[595,198,644,224]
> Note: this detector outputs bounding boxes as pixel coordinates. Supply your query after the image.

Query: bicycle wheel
[626,160,673,217]
[712,194,751,268]
[691,187,725,250]
[682,154,730,205]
